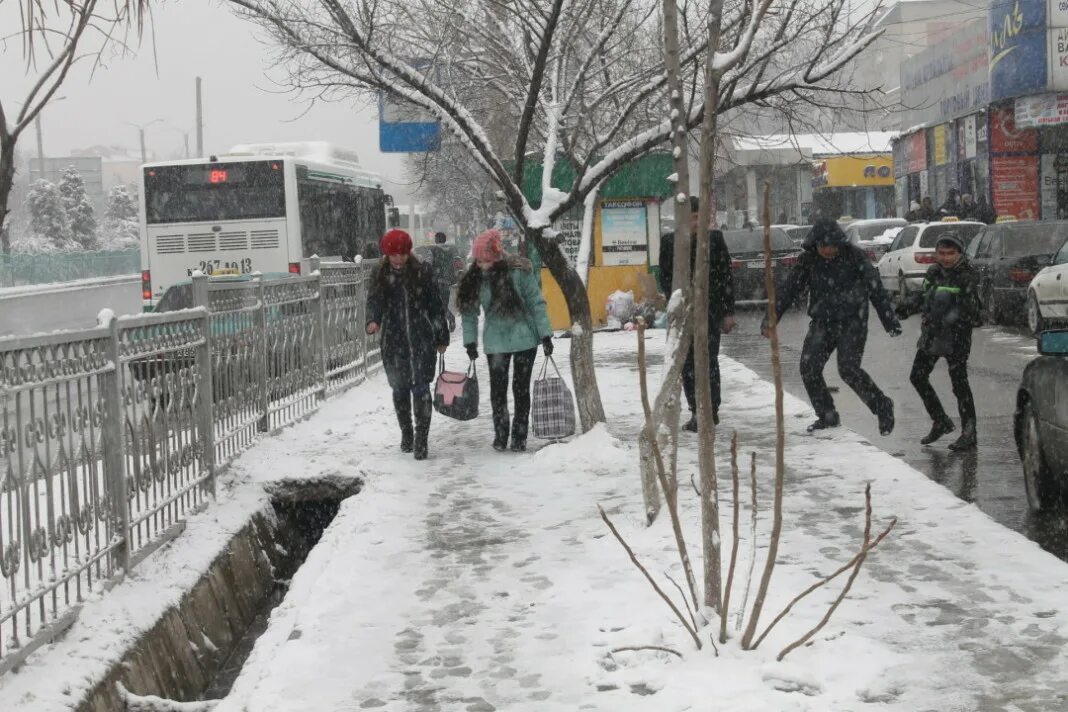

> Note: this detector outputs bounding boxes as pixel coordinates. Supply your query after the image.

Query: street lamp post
[127,119,164,164]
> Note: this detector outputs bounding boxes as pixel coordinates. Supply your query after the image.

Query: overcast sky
[0,1,413,201]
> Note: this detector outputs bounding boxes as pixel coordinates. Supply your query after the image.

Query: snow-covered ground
[4,333,1068,711]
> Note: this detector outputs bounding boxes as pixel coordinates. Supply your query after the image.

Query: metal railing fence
[0,250,139,288]
[0,259,379,674]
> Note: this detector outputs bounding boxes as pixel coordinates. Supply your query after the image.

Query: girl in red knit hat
[457,228,553,452]
[366,229,451,459]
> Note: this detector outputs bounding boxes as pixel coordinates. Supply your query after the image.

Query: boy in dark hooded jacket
[896,233,981,450]
[762,218,901,434]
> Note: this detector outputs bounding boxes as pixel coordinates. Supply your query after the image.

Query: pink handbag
[433,355,479,420]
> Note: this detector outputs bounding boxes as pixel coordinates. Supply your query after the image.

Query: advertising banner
[1015,92,1068,127]
[965,115,978,158]
[904,132,927,174]
[813,156,894,187]
[991,155,1040,220]
[900,19,989,127]
[990,103,1039,153]
[933,125,949,166]
[989,0,1049,102]
[599,200,649,266]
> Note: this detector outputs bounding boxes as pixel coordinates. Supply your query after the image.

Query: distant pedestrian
[958,194,979,221]
[906,201,922,222]
[762,218,901,434]
[366,229,451,460]
[458,228,553,452]
[896,233,980,451]
[975,196,997,224]
[918,197,938,222]
[658,196,736,430]
[426,231,459,332]
[939,189,962,218]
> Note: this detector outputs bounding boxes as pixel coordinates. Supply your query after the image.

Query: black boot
[807,410,840,433]
[510,419,528,452]
[920,416,955,445]
[492,408,510,451]
[393,391,414,453]
[877,398,895,436]
[683,413,697,432]
[413,392,432,460]
[948,422,977,451]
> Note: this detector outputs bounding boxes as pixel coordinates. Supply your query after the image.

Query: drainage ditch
[78,478,359,712]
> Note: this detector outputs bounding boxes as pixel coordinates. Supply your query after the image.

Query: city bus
[138,141,388,309]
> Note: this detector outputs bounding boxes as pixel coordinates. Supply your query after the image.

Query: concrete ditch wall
[76,511,289,711]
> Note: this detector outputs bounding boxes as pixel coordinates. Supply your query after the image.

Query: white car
[877,219,985,298]
[843,218,907,263]
[1026,239,1068,334]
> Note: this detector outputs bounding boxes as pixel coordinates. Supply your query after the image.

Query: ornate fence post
[309,256,327,400]
[99,311,130,573]
[360,266,370,378]
[254,273,270,432]
[190,273,217,499]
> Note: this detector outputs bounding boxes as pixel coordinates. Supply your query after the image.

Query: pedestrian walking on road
[896,233,981,451]
[906,201,923,222]
[366,229,451,460]
[426,231,459,332]
[658,196,736,431]
[762,218,901,434]
[458,228,553,452]
[918,197,938,222]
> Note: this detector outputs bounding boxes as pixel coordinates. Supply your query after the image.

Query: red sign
[904,132,926,174]
[990,105,1038,154]
[991,156,1040,220]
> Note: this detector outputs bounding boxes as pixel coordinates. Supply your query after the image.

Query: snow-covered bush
[58,166,98,249]
[100,184,140,249]
[25,179,77,251]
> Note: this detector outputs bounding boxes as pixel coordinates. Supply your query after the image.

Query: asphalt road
[720,308,1068,562]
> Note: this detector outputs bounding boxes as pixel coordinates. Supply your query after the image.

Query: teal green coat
[462,261,553,354]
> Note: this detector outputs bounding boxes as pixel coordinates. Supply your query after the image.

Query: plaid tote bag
[531,355,576,440]
[434,355,479,421]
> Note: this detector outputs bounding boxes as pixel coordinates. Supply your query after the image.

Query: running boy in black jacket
[896,233,981,451]
[762,218,901,434]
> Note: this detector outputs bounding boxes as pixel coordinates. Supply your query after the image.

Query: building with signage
[717,133,896,224]
[893,1,1068,221]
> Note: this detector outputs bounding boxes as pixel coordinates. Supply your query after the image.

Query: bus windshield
[144,161,286,224]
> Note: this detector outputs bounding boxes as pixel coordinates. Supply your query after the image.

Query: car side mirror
[1038,329,1068,354]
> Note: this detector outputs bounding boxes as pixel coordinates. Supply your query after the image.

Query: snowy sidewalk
[210,333,1068,712]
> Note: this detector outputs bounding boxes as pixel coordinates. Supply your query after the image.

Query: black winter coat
[898,258,981,357]
[658,230,735,320]
[772,242,899,331]
[366,258,450,390]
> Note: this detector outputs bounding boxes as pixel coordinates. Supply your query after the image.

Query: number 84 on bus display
[187,258,253,277]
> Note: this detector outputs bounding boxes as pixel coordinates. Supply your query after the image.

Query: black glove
[888,326,902,338]
[465,343,478,360]
[541,336,554,356]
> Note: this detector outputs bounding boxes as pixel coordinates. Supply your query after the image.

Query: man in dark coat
[426,231,459,332]
[762,218,901,434]
[658,196,736,430]
[366,229,450,460]
[896,233,981,450]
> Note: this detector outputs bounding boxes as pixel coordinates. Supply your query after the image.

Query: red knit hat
[380,229,412,256]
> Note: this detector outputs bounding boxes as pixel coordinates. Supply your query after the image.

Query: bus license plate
[746,262,764,269]
[187,258,254,277]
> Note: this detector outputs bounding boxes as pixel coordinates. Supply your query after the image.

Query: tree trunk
[0,136,16,255]
[529,227,606,430]
[696,0,725,615]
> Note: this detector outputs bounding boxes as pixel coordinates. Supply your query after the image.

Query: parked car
[722,227,798,304]
[877,219,985,299]
[966,220,1068,325]
[843,218,908,263]
[1014,329,1068,511]
[1026,237,1068,335]
[781,225,812,247]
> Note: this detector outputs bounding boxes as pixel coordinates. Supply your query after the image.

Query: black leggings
[487,347,538,442]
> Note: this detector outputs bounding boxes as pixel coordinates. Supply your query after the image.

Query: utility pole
[139,128,147,164]
[184,133,190,159]
[195,77,204,157]
[34,115,45,181]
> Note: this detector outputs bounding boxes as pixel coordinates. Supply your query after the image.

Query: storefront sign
[919,170,929,199]
[599,200,649,266]
[964,115,978,159]
[1042,153,1059,218]
[1015,92,1068,127]
[992,155,1040,220]
[990,103,1039,153]
[904,132,927,174]
[810,156,893,188]
[989,0,1049,102]
[900,19,989,128]
[933,125,950,166]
